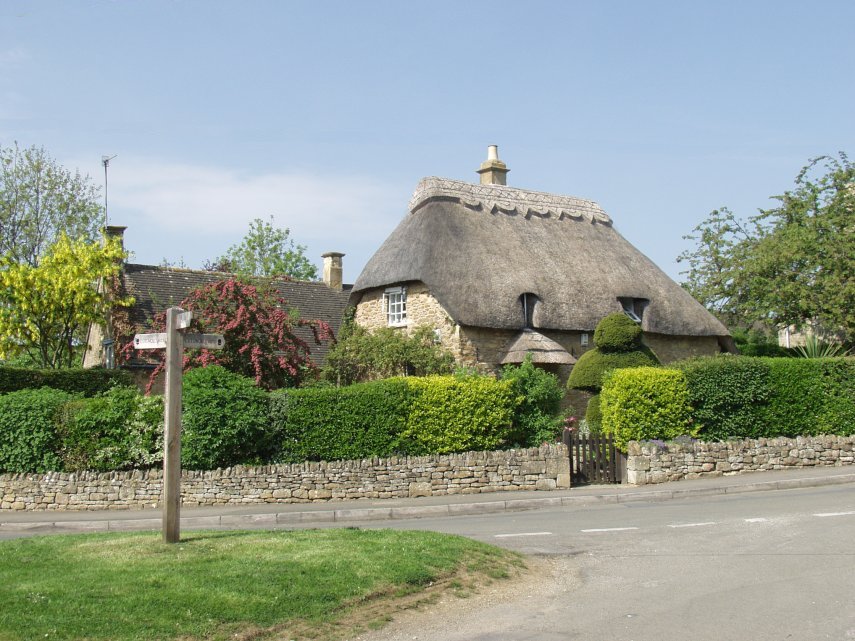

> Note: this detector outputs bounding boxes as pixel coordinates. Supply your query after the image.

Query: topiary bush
[400,376,519,455]
[0,388,75,472]
[500,356,565,446]
[600,367,694,451]
[271,378,412,463]
[567,349,660,392]
[181,366,271,470]
[593,312,643,352]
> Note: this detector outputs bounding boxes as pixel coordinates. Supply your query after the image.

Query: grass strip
[0,528,523,641]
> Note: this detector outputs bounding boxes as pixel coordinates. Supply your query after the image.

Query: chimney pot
[321,252,345,290]
[477,145,509,186]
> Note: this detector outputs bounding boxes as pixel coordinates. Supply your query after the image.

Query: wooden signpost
[134,307,224,543]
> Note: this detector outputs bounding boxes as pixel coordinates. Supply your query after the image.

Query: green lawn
[0,528,524,641]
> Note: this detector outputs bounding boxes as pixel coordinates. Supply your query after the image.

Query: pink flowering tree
[121,278,332,391]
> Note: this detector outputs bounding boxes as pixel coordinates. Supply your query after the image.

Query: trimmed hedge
[401,376,519,455]
[600,367,694,451]
[182,366,271,470]
[0,367,132,396]
[0,388,75,473]
[594,313,643,352]
[272,378,412,463]
[567,349,659,392]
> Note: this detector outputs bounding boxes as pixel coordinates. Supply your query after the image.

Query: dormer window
[384,286,407,326]
[618,297,648,323]
[520,293,540,328]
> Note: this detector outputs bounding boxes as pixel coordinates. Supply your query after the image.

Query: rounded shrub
[585,393,603,431]
[567,348,659,392]
[600,367,694,451]
[593,313,642,352]
[0,387,75,473]
[182,366,271,470]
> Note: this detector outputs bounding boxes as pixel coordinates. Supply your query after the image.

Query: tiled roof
[121,264,352,366]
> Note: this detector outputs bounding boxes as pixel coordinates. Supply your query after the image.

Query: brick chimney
[322,252,344,290]
[476,145,509,186]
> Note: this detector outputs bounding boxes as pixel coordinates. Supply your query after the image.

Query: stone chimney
[105,225,127,252]
[322,252,344,290]
[476,144,509,186]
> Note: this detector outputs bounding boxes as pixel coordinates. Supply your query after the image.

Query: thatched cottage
[350,147,733,384]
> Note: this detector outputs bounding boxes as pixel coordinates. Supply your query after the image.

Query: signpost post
[134,308,224,543]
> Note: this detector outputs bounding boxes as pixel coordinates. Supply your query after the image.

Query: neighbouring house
[349,146,734,391]
[83,226,351,390]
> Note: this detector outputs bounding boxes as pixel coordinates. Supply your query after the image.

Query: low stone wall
[0,444,570,512]
[627,435,855,485]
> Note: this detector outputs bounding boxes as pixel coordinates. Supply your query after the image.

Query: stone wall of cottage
[0,445,570,512]
[643,333,723,364]
[626,436,855,485]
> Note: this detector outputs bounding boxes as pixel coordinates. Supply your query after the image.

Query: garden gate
[562,430,625,485]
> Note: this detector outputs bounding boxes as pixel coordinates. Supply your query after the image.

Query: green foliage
[732,328,792,357]
[585,393,603,432]
[0,234,132,368]
[500,357,565,446]
[593,312,643,352]
[0,366,131,396]
[793,335,850,358]
[0,142,102,268]
[0,387,74,472]
[181,366,271,470]
[678,153,855,344]
[324,324,455,385]
[272,378,412,462]
[600,367,694,451]
[401,376,519,455]
[56,387,163,472]
[567,348,659,392]
[207,216,318,280]
[675,356,771,440]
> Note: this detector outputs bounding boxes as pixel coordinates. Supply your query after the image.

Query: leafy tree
[323,321,455,385]
[121,277,332,390]
[0,234,130,368]
[0,143,102,267]
[207,216,318,280]
[679,153,855,344]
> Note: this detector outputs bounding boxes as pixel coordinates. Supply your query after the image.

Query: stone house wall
[0,444,570,512]
[626,435,855,485]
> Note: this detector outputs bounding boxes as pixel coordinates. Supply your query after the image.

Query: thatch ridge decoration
[410,177,613,226]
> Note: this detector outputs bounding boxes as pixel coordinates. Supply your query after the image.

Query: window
[384,287,407,326]
[618,297,648,323]
[520,292,540,328]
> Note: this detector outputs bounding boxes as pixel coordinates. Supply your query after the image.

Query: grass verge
[0,528,524,641]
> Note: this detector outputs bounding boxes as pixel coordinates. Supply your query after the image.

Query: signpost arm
[163,307,184,543]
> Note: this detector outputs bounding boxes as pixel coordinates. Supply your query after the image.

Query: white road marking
[813,511,855,518]
[667,522,717,528]
[745,518,769,523]
[494,532,553,538]
[581,527,639,533]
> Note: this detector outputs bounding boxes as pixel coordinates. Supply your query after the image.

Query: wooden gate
[562,430,624,485]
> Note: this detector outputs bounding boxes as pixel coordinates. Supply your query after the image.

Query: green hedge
[0,367,132,396]
[272,378,412,463]
[593,313,643,352]
[401,376,519,455]
[500,357,564,446]
[567,349,659,392]
[182,366,271,470]
[0,388,75,473]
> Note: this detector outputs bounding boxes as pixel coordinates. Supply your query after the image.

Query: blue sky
[2,1,853,283]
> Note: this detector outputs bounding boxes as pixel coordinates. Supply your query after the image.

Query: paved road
[350,484,855,641]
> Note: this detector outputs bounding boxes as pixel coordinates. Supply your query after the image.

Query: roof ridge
[409,177,613,226]
[124,263,332,286]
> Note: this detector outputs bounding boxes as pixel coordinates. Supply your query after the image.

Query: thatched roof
[500,330,578,365]
[352,177,729,338]
[119,264,352,366]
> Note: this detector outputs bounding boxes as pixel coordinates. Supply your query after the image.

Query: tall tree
[207,216,318,280]
[0,234,131,368]
[679,153,855,344]
[120,278,332,390]
[0,143,103,267]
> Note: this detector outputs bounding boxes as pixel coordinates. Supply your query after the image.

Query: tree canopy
[0,143,102,267]
[678,153,855,345]
[207,216,318,280]
[0,234,131,368]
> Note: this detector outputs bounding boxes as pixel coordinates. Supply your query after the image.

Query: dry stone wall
[627,435,855,485]
[0,444,570,512]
